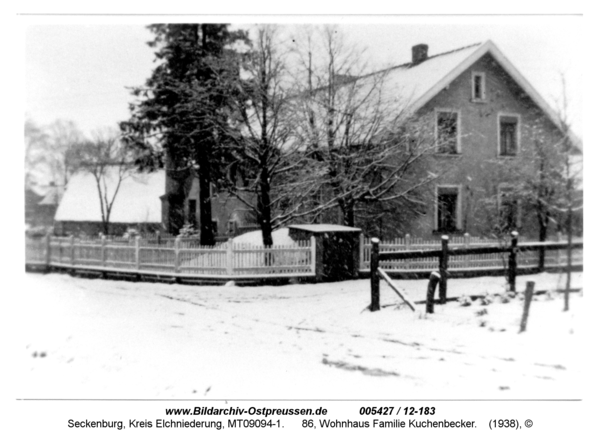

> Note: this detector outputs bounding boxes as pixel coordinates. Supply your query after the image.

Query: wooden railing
[360,233,583,273]
[26,235,316,280]
[368,232,583,311]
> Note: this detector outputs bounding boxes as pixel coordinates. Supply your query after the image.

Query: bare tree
[24,118,49,190]
[24,118,83,189]
[287,25,438,229]
[219,25,298,246]
[76,129,134,235]
[553,76,582,312]
[477,75,581,304]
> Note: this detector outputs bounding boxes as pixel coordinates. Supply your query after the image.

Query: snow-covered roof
[381,42,483,113]
[378,40,578,146]
[55,168,165,223]
[288,224,362,233]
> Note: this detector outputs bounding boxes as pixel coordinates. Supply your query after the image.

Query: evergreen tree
[121,24,246,245]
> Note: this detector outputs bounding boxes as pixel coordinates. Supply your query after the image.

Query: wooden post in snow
[508,231,519,292]
[370,238,380,312]
[519,281,535,333]
[377,268,416,312]
[426,271,441,314]
[439,235,449,304]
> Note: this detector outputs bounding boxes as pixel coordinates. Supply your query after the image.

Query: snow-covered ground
[18,271,582,399]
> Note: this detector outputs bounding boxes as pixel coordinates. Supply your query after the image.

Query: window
[436,110,460,154]
[472,72,486,101]
[187,199,197,226]
[436,186,461,232]
[499,115,519,156]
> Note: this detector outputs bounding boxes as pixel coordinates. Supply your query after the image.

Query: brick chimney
[412,44,428,64]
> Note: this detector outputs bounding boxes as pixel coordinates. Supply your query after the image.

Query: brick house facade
[369,40,579,239]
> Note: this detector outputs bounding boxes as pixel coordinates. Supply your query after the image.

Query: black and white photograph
[12,7,590,435]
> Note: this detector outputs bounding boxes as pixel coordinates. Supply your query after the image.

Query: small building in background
[25,183,64,232]
[54,169,164,236]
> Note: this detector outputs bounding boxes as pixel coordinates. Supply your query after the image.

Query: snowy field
[18,271,582,400]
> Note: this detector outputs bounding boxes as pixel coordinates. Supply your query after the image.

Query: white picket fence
[359,234,584,272]
[27,235,316,280]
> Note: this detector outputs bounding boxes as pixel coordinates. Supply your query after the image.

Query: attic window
[472,72,486,101]
[436,110,460,154]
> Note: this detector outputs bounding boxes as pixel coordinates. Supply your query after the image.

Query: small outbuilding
[54,169,164,236]
[288,224,362,282]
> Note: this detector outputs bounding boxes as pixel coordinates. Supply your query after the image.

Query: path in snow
[18,271,582,399]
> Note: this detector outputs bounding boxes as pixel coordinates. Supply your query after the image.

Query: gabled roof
[39,185,64,206]
[55,169,164,223]
[382,42,483,113]
[378,40,580,149]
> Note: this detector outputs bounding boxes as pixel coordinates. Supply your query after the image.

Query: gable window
[435,186,461,233]
[436,110,460,154]
[498,115,519,156]
[472,72,486,101]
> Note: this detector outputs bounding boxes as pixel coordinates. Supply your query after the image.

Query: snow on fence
[26,235,316,280]
[359,234,583,272]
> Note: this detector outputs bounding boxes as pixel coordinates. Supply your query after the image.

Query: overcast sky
[24,16,583,138]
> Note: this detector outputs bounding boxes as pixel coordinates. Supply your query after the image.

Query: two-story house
[160,40,579,241]
[370,40,579,239]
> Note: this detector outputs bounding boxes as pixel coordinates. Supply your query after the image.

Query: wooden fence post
[439,235,449,304]
[310,236,317,275]
[226,239,234,276]
[359,234,364,270]
[370,238,380,312]
[70,235,75,266]
[101,235,107,268]
[464,233,470,270]
[135,236,141,272]
[174,236,181,274]
[508,231,519,292]
[44,234,51,268]
[519,281,535,333]
[426,271,441,314]
[537,244,546,272]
